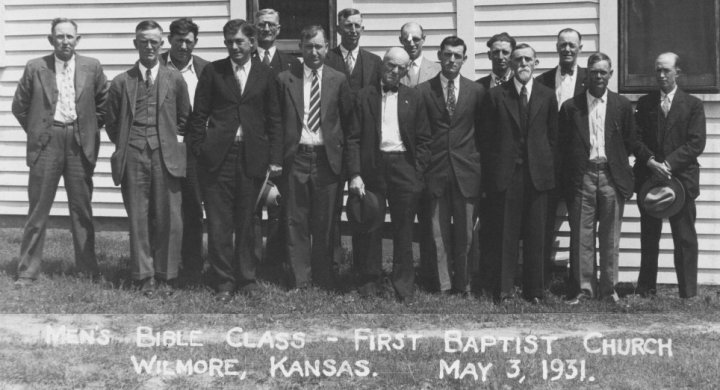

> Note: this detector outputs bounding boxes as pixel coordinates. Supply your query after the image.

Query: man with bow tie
[186,19,282,302]
[346,47,431,301]
[417,36,486,296]
[476,32,516,90]
[633,53,706,299]
[106,20,191,296]
[12,18,107,287]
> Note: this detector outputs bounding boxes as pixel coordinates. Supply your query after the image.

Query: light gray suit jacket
[401,56,441,87]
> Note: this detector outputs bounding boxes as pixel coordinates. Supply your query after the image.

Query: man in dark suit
[559,53,637,304]
[187,20,282,301]
[12,18,107,287]
[634,52,706,299]
[161,17,210,286]
[476,32,516,90]
[251,8,302,282]
[483,43,558,303]
[276,25,352,290]
[347,47,431,301]
[106,20,190,295]
[398,22,441,87]
[417,36,486,295]
[535,28,587,282]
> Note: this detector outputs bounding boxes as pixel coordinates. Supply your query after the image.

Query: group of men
[12,9,705,305]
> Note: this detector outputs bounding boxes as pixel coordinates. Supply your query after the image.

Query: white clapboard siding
[0,0,231,218]
[473,0,599,78]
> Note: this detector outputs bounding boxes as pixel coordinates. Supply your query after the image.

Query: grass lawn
[1,227,719,389]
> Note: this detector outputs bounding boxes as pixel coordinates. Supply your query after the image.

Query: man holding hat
[634,52,706,299]
[347,47,431,300]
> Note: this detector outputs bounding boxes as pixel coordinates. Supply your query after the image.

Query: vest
[128,78,159,150]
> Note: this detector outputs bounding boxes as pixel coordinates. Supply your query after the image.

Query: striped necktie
[308,70,321,133]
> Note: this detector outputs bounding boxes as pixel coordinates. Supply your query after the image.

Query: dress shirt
[440,73,460,105]
[406,56,425,86]
[167,56,198,109]
[380,83,405,152]
[587,90,608,163]
[555,64,577,108]
[300,64,324,145]
[138,61,160,86]
[53,55,77,123]
[513,76,534,101]
[233,59,251,141]
[256,46,277,64]
[490,69,513,88]
[661,85,677,114]
[339,45,360,72]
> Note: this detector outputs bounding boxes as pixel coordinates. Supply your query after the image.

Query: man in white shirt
[398,22,441,87]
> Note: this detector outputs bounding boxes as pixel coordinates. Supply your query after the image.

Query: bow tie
[382,85,398,93]
[561,68,574,76]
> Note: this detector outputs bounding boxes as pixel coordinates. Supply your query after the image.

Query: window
[248,0,337,54]
[619,0,720,93]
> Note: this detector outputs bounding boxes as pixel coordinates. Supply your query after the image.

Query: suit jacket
[187,57,282,177]
[106,63,190,185]
[12,54,108,167]
[251,49,302,77]
[483,80,558,193]
[634,88,706,198]
[347,84,431,189]
[418,75,486,198]
[324,46,382,91]
[535,65,587,97]
[401,56,441,87]
[276,65,352,177]
[559,90,638,200]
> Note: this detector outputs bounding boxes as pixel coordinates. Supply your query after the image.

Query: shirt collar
[661,85,678,101]
[339,45,360,60]
[138,61,160,81]
[257,46,277,60]
[304,64,323,78]
[54,54,75,69]
[492,69,512,83]
[586,89,608,105]
[167,54,194,73]
[410,56,423,68]
[513,76,533,96]
[440,73,458,88]
[232,58,252,74]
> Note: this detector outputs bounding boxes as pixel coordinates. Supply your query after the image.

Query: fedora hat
[346,190,386,233]
[255,172,281,210]
[638,176,685,219]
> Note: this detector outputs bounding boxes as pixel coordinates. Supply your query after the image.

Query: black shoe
[635,286,656,298]
[565,290,592,305]
[357,281,380,298]
[238,282,260,298]
[136,277,156,297]
[14,277,34,289]
[215,290,233,303]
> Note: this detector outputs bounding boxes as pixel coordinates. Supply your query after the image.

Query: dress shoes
[215,290,233,303]
[14,277,34,289]
[238,282,260,298]
[565,290,592,305]
[136,277,156,297]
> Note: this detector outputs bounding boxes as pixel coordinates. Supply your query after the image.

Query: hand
[349,176,365,198]
[268,164,283,177]
[647,158,671,181]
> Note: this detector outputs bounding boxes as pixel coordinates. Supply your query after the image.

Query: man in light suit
[347,47,431,301]
[535,28,587,284]
[483,43,558,303]
[398,22,441,87]
[161,17,210,286]
[276,25,352,290]
[106,20,190,295]
[251,8,302,283]
[187,19,282,301]
[476,32,516,90]
[12,18,107,287]
[417,36,486,295]
[559,53,637,304]
[634,53,706,299]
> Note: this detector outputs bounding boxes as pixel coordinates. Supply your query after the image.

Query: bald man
[399,22,441,87]
[347,47,431,301]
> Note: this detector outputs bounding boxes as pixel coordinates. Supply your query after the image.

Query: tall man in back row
[634,53,706,299]
[12,18,107,287]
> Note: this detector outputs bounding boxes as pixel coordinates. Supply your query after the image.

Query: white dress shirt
[256,46,277,63]
[555,64,578,109]
[380,83,405,152]
[233,60,251,141]
[661,85,677,115]
[339,45,360,73]
[167,55,198,109]
[300,64,324,145]
[587,89,608,163]
[54,55,77,123]
[138,60,160,85]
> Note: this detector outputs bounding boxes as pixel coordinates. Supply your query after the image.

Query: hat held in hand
[639,176,685,219]
[346,190,386,233]
[256,172,281,209]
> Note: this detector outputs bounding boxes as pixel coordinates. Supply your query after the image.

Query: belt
[52,120,75,127]
[380,150,405,155]
[589,161,608,169]
[298,144,324,152]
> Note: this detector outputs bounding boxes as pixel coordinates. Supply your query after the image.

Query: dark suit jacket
[634,89,706,198]
[535,65,587,96]
[418,75,486,198]
[347,84,431,189]
[276,65,352,176]
[106,64,190,185]
[559,90,638,200]
[324,46,382,91]
[187,57,282,177]
[483,80,558,193]
[12,54,108,167]
[251,49,302,77]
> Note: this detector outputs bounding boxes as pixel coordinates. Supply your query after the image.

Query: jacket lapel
[665,89,683,131]
[429,76,447,117]
[288,68,304,130]
[397,86,412,149]
[369,87,381,139]
[453,77,472,124]
[157,65,169,109]
[39,56,57,105]
[240,60,261,101]
[74,56,87,101]
[125,65,139,118]
[221,58,242,102]
[501,83,522,130]
[575,94,591,151]
[527,83,543,125]
[604,92,618,148]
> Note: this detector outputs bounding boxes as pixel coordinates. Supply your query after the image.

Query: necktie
[345,52,355,74]
[408,62,418,85]
[308,70,321,133]
[60,61,76,121]
[520,85,529,128]
[263,50,271,66]
[661,95,671,117]
[145,68,153,89]
[446,79,456,118]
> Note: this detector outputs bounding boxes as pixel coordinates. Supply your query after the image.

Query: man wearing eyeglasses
[398,22,440,87]
[186,19,282,302]
[252,8,301,75]
[417,36,486,296]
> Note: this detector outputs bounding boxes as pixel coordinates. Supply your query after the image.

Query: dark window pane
[258,0,331,40]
